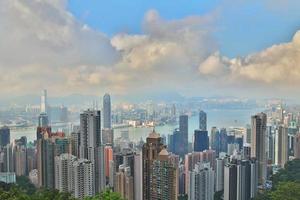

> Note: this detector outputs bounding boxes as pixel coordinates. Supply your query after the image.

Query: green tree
[270,182,300,200]
[272,159,300,188]
[85,190,124,200]
[16,176,37,195]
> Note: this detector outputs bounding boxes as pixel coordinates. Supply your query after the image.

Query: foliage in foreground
[255,159,300,200]
[0,176,123,200]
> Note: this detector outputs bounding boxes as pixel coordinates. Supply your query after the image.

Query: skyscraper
[79,110,105,194]
[103,93,111,129]
[274,125,288,168]
[37,138,55,188]
[40,89,48,114]
[149,149,178,200]
[224,163,237,200]
[194,129,209,152]
[199,110,207,131]
[224,159,258,200]
[210,127,220,154]
[54,153,77,193]
[294,133,300,159]
[215,158,225,192]
[251,113,267,185]
[142,130,164,200]
[134,153,143,200]
[188,162,214,200]
[0,127,10,147]
[73,159,95,199]
[115,165,134,200]
[179,115,188,155]
[36,113,51,140]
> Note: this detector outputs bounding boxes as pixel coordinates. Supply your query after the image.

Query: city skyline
[1,1,300,99]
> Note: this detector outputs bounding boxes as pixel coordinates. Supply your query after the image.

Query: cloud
[198,30,300,92]
[1,0,300,99]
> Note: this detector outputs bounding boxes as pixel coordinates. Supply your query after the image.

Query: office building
[103,93,111,129]
[251,113,267,185]
[210,127,220,154]
[294,133,300,159]
[199,110,207,131]
[179,115,189,155]
[224,158,258,200]
[71,132,80,157]
[14,145,27,176]
[40,89,48,114]
[37,138,55,188]
[194,129,209,152]
[104,145,113,181]
[215,158,225,192]
[79,109,105,193]
[134,153,143,200]
[275,126,288,168]
[102,128,114,145]
[224,163,237,200]
[0,126,10,147]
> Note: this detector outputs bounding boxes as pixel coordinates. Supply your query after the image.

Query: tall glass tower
[103,93,111,129]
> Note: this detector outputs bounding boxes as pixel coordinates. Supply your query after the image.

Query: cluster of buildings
[1,92,300,200]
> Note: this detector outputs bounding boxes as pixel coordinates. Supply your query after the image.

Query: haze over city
[1,1,300,200]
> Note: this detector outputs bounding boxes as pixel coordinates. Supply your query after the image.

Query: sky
[1,0,300,100]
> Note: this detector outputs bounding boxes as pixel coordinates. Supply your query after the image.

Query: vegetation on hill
[0,176,123,200]
[255,159,300,200]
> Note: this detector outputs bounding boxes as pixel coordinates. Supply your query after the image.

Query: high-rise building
[79,110,105,193]
[215,158,225,192]
[149,148,178,200]
[179,115,188,155]
[188,162,214,200]
[199,110,207,131]
[185,150,216,193]
[36,113,51,140]
[54,153,76,193]
[134,152,143,200]
[40,89,48,114]
[14,144,27,176]
[294,133,300,159]
[210,127,220,154]
[37,138,55,188]
[54,138,71,156]
[0,144,14,173]
[0,126,10,147]
[102,128,114,145]
[142,130,164,200]
[251,113,267,185]
[168,128,185,156]
[104,145,113,181]
[79,110,101,158]
[73,159,95,199]
[103,93,111,129]
[194,129,209,152]
[224,158,258,200]
[245,125,251,144]
[224,163,237,200]
[275,126,288,168]
[71,132,80,157]
[115,165,134,200]
[219,128,228,153]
